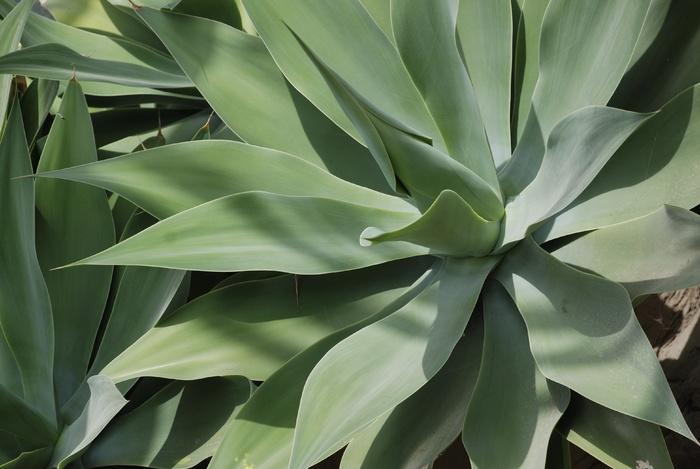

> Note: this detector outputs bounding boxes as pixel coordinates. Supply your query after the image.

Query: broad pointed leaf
[82,377,253,469]
[558,395,673,469]
[499,106,650,248]
[67,192,426,274]
[494,237,695,442]
[457,0,513,168]
[500,0,651,195]
[35,140,408,220]
[393,0,499,189]
[289,256,498,468]
[136,7,390,192]
[536,83,700,241]
[242,0,441,148]
[463,282,570,469]
[361,190,500,256]
[49,376,127,469]
[340,321,483,469]
[0,102,55,422]
[0,0,33,125]
[35,79,115,407]
[208,263,442,469]
[551,205,700,300]
[0,43,192,88]
[101,258,433,382]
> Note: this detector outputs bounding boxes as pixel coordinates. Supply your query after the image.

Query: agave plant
[1,0,700,467]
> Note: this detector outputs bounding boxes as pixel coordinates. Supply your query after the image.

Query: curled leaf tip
[359,227,383,247]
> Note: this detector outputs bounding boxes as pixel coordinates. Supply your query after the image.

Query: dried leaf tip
[70,63,78,82]
[128,0,143,9]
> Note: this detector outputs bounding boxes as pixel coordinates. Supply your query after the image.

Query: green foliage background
[0,0,699,468]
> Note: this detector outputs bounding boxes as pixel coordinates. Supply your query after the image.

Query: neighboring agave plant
[1,0,700,467]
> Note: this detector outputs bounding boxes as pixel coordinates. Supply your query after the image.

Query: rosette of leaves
[0,1,255,467]
[6,0,700,468]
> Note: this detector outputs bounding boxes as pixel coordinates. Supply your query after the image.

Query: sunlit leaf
[101,257,433,382]
[536,83,700,241]
[550,205,700,300]
[136,6,390,192]
[290,256,498,468]
[341,320,483,469]
[494,237,695,442]
[209,263,442,469]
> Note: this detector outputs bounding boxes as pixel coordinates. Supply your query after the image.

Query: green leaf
[494,237,695,442]
[289,256,498,468]
[498,106,651,248]
[100,257,433,382]
[0,102,55,423]
[551,205,700,300]
[500,0,651,195]
[19,78,59,149]
[0,382,57,450]
[0,43,192,88]
[536,83,700,241]
[242,0,441,148]
[361,189,500,256]
[457,0,513,169]
[82,377,253,469]
[358,0,392,41]
[35,79,115,407]
[136,7,390,193]
[0,446,53,469]
[35,140,408,220]
[340,320,483,469]
[0,0,184,75]
[611,0,700,113]
[558,395,673,469]
[208,263,442,469]
[171,0,243,29]
[67,192,427,274]
[392,0,499,189]
[49,376,127,469]
[463,282,570,469]
[0,0,33,126]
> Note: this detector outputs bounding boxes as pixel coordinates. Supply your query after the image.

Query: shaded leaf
[393,0,499,189]
[558,395,673,469]
[35,140,408,220]
[136,7,390,192]
[537,83,700,241]
[35,79,115,407]
[498,106,650,248]
[341,319,483,469]
[208,262,443,469]
[500,0,651,195]
[82,377,253,469]
[494,237,695,442]
[101,257,434,382]
[0,102,55,422]
[463,282,569,469]
[290,256,498,468]
[67,192,426,274]
[550,205,700,300]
